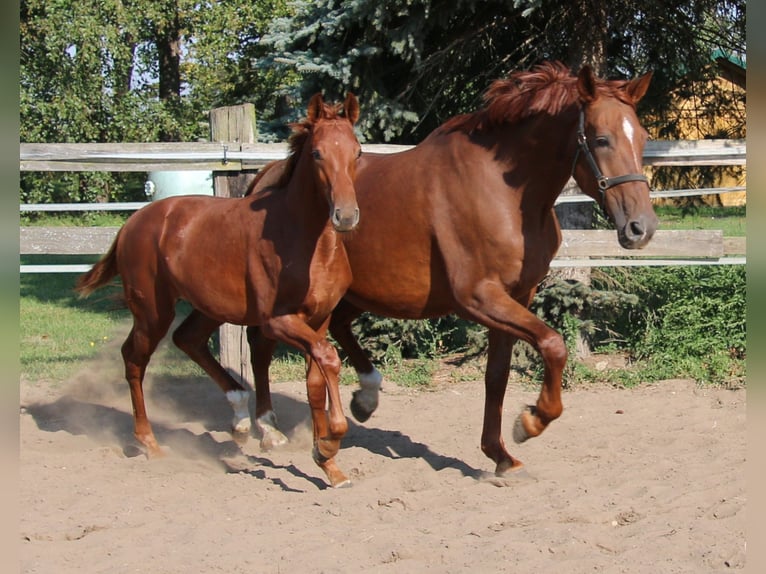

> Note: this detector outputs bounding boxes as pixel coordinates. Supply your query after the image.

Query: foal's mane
[275,101,348,188]
[438,61,636,135]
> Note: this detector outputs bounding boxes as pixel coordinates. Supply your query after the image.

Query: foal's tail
[74,229,121,298]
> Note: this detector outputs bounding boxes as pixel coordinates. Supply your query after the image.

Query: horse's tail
[74,229,121,298]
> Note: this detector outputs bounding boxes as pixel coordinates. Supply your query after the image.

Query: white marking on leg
[622,116,640,169]
[226,390,252,434]
[355,368,382,413]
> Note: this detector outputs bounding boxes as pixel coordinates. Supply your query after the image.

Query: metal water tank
[144,171,214,201]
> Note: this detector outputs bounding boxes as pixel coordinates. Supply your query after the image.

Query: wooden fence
[20,138,747,273]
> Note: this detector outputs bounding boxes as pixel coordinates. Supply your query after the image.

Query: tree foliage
[20,0,293,202]
[260,0,745,143]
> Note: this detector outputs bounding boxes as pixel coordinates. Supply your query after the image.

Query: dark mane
[437,61,636,135]
[276,101,347,187]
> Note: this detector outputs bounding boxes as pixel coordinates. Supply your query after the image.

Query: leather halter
[571,108,649,210]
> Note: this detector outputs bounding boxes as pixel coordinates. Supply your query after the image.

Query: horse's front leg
[329,300,383,423]
[246,325,289,450]
[459,283,566,475]
[265,315,350,488]
[306,339,350,488]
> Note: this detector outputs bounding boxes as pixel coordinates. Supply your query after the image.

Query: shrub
[594,265,745,384]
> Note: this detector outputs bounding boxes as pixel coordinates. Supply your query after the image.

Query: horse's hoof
[123,444,144,458]
[484,466,536,487]
[332,478,353,489]
[495,458,525,476]
[513,406,544,443]
[260,430,289,451]
[231,429,250,447]
[512,414,530,443]
[350,390,374,422]
[145,446,167,459]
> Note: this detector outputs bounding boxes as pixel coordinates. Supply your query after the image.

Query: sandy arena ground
[19,353,745,573]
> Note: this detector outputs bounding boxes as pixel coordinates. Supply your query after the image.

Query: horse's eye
[312,149,322,160]
[356,148,363,159]
[595,136,610,148]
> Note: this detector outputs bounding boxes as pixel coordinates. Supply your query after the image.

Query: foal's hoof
[255,413,289,451]
[332,477,353,489]
[259,429,289,451]
[231,429,250,447]
[350,389,374,423]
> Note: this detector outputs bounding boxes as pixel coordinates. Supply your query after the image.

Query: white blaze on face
[622,116,640,168]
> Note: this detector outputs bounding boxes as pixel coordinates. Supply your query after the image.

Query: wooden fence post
[209,103,258,387]
[553,178,594,359]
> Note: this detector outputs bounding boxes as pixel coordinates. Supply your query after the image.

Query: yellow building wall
[650,73,746,207]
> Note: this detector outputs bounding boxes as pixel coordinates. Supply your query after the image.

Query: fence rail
[19,139,746,273]
[19,139,746,171]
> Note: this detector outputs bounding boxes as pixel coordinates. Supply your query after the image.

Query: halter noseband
[571,108,649,210]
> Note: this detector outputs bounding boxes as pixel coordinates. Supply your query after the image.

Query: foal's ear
[625,71,653,103]
[576,65,598,103]
[344,92,360,125]
[307,93,325,123]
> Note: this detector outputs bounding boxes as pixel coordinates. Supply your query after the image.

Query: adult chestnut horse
[248,62,658,475]
[76,93,362,488]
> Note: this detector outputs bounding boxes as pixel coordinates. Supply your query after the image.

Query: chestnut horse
[246,62,658,476]
[76,93,362,488]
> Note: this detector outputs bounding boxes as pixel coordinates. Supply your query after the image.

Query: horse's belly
[344,272,452,319]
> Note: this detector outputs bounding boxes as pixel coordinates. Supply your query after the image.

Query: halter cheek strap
[571,109,649,209]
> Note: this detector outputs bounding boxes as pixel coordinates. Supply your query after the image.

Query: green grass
[20,270,128,382]
[654,204,745,236]
[19,261,313,386]
[20,211,132,227]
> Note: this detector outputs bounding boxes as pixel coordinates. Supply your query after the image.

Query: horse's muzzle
[332,206,360,232]
[618,214,658,249]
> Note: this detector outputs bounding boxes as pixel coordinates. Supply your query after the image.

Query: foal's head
[572,66,658,249]
[288,92,362,232]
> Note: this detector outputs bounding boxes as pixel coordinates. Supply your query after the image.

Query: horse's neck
[283,162,333,237]
[497,112,579,208]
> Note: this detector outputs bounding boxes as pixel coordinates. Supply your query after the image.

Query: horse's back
[116,195,257,316]
[120,195,245,258]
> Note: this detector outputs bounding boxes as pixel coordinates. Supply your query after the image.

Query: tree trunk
[156,7,182,142]
[553,0,610,359]
[568,0,608,75]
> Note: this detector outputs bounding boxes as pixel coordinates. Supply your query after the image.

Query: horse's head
[305,92,362,232]
[572,66,658,249]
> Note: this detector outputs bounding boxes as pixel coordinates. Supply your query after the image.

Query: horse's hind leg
[172,310,252,437]
[329,300,383,423]
[481,329,524,474]
[122,318,173,458]
[246,326,289,450]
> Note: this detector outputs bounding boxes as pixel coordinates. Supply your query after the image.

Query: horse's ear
[625,71,653,103]
[344,92,360,125]
[307,93,325,123]
[576,65,598,103]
